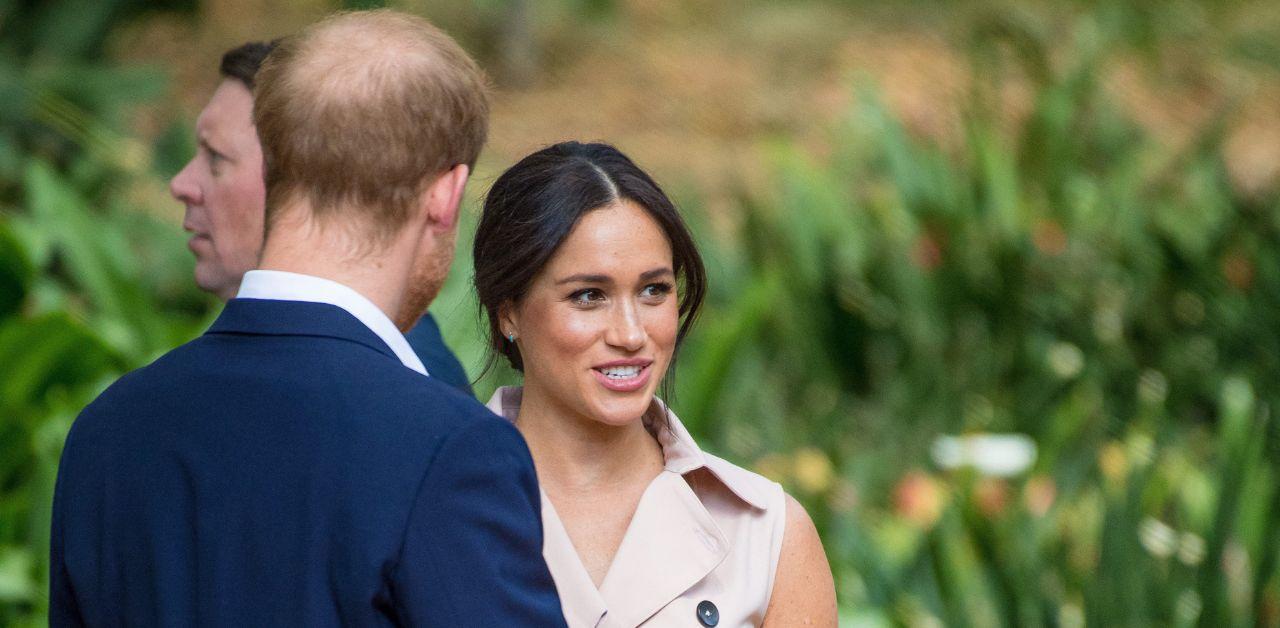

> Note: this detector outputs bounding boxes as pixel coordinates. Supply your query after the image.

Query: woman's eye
[641,283,673,299]
[569,289,604,305]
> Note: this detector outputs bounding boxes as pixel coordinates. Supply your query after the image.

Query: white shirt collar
[235,269,429,376]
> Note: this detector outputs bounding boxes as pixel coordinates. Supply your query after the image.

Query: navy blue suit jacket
[407,314,473,397]
[50,299,565,627]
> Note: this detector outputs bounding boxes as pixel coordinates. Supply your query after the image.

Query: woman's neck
[513,384,665,498]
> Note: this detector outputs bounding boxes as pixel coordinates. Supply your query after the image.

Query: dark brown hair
[474,141,707,382]
[218,40,277,88]
[253,10,490,242]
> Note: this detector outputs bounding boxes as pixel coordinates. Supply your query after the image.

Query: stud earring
[506,332,517,343]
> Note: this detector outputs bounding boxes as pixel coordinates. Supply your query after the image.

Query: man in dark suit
[50,10,564,627]
[170,40,474,396]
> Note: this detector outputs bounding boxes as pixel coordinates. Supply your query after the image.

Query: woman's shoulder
[699,456,835,626]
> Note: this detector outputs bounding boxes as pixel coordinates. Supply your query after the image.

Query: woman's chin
[587,395,655,428]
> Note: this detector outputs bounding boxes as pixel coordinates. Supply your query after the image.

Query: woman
[473,142,836,627]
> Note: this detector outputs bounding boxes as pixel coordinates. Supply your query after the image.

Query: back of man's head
[253,10,489,243]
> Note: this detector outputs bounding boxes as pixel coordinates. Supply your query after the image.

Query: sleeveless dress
[486,387,787,628]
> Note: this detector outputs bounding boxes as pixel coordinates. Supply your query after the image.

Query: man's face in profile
[170,79,266,300]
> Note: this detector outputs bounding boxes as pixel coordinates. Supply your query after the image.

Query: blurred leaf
[25,161,125,316]
[22,160,180,357]
[0,218,32,317]
[0,312,118,409]
[30,0,117,59]
[1229,30,1280,73]
[0,547,35,603]
[676,270,781,432]
[840,607,894,628]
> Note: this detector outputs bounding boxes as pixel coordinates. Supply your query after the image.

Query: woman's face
[505,200,678,427]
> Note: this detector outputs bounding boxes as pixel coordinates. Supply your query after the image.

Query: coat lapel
[597,471,730,627]
[483,388,741,628]
[539,496,609,628]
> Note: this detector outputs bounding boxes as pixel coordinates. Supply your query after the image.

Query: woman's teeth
[598,365,642,379]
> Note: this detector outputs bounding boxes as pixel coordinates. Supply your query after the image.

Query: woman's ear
[498,301,520,341]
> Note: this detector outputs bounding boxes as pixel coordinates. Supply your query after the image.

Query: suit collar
[208,298,399,363]
[235,270,428,375]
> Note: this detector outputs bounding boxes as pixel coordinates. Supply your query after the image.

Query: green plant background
[3,1,1280,626]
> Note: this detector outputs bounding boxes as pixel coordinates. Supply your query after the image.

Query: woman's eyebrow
[639,267,674,281]
[555,267,673,285]
[555,273,610,285]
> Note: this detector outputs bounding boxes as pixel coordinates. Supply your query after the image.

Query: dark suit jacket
[49,299,565,627]
[407,314,473,397]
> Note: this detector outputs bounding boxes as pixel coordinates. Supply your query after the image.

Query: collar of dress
[485,386,772,627]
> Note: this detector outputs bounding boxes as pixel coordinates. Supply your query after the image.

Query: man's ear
[421,164,470,232]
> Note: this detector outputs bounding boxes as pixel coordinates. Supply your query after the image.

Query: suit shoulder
[436,406,527,456]
[377,367,499,428]
[410,403,536,509]
[67,340,201,435]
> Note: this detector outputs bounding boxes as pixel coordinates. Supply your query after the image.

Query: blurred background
[3,0,1280,625]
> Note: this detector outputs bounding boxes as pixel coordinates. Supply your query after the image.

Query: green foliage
[626,9,1279,627]
[1,162,208,624]
[0,2,205,624]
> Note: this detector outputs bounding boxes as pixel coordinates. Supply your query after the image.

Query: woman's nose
[605,300,645,351]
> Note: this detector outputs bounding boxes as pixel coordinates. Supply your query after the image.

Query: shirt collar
[236,270,428,376]
[485,386,768,510]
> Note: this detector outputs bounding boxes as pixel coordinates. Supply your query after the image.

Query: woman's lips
[592,362,651,393]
